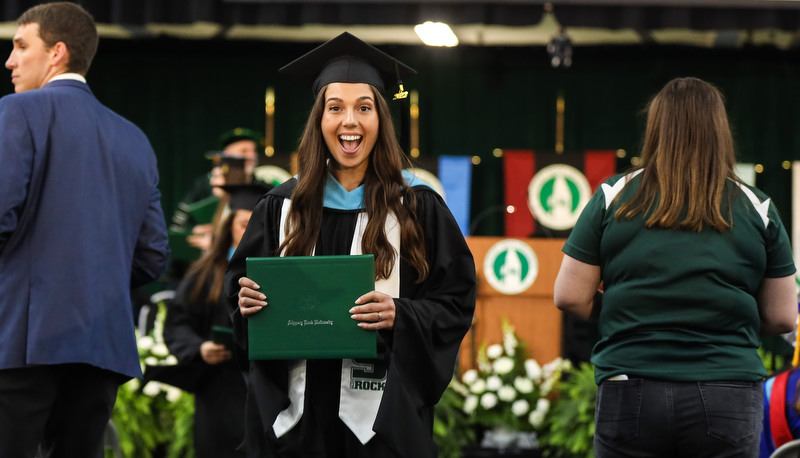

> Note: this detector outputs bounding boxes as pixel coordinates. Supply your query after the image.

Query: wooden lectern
[459,237,567,373]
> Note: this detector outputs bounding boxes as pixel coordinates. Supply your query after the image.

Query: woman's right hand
[238,276,267,317]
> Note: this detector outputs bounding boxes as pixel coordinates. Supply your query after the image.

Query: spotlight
[547,30,572,68]
[414,22,458,47]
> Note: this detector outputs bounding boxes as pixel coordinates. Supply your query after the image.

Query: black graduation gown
[224,178,476,458]
[163,274,247,458]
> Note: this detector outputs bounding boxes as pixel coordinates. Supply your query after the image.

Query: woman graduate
[224,32,476,457]
[163,184,271,457]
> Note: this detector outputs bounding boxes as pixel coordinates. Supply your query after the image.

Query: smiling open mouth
[339,134,362,153]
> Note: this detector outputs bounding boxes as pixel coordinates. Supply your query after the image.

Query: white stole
[272,198,400,444]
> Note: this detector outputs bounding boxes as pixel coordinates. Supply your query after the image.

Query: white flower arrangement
[492,357,515,375]
[503,329,518,357]
[512,399,530,416]
[129,292,180,398]
[462,369,479,385]
[529,398,550,428]
[138,335,155,351]
[112,289,195,458]
[470,378,487,394]
[525,359,543,382]
[151,342,170,358]
[481,392,499,409]
[464,394,479,415]
[513,376,534,394]
[497,385,517,401]
[142,380,163,397]
[486,375,503,391]
[487,344,504,359]
[457,319,572,433]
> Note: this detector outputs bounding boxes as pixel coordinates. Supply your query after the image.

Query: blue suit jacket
[0,79,169,379]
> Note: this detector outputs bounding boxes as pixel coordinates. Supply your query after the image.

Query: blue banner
[438,155,473,236]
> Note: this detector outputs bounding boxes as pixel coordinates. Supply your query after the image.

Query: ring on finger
[378,312,382,321]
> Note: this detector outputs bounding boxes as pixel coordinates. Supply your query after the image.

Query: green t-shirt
[563,171,796,383]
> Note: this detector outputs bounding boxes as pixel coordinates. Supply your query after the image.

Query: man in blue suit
[0,3,169,456]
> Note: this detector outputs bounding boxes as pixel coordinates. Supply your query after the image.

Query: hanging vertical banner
[438,155,473,236]
[503,150,536,237]
[503,150,616,238]
[584,150,619,191]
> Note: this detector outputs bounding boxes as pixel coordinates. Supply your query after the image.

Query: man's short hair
[17,2,98,75]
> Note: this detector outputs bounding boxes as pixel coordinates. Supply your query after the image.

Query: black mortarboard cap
[221,182,273,211]
[279,32,416,98]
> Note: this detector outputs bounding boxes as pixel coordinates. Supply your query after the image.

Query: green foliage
[434,379,477,458]
[166,393,195,458]
[538,362,596,458]
[112,294,196,458]
[113,380,168,458]
[759,342,789,374]
[113,381,196,458]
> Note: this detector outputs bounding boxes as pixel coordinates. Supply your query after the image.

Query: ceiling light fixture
[414,21,458,47]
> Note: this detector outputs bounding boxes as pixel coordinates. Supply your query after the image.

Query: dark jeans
[595,378,761,458]
[0,364,123,458]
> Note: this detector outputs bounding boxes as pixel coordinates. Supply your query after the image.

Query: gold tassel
[792,320,800,367]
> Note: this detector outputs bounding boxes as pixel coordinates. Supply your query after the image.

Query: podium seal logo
[484,239,539,295]
[528,164,591,230]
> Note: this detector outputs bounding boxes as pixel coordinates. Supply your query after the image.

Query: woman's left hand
[200,340,231,365]
[350,291,396,330]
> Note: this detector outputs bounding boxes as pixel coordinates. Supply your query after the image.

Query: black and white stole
[272,197,400,444]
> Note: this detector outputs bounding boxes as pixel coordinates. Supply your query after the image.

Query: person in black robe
[163,184,271,458]
[224,32,476,458]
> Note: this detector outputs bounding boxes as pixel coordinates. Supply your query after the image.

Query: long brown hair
[616,77,737,232]
[278,84,429,281]
[185,211,236,307]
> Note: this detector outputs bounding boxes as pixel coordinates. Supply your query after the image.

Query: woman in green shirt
[554,77,797,458]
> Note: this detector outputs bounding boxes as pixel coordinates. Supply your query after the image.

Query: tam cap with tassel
[279,32,416,100]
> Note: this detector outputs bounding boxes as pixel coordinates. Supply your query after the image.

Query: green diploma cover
[211,325,234,351]
[246,255,377,360]
[185,194,220,225]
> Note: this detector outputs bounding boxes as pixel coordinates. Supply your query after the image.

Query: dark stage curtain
[4,1,800,30]
[1,1,544,26]
[0,38,798,237]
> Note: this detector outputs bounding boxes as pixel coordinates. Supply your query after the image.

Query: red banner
[503,150,536,237]
[503,150,617,237]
